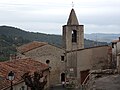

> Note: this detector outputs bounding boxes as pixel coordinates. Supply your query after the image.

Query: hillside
[0,26,62,46]
[0,34,30,61]
[85,33,120,43]
[0,26,108,61]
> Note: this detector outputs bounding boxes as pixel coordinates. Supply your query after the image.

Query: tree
[22,71,47,90]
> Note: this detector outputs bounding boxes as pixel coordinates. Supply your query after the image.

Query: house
[17,41,65,86]
[0,58,50,90]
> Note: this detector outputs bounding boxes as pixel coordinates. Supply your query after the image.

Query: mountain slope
[0,25,108,61]
[0,26,62,46]
[85,33,120,43]
[0,34,30,61]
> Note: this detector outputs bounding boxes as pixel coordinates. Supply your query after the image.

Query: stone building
[63,9,84,51]
[0,58,50,90]
[63,8,110,87]
[16,8,110,88]
[17,41,65,86]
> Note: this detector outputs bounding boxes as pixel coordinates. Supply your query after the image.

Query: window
[46,60,50,64]
[72,30,77,42]
[61,56,64,61]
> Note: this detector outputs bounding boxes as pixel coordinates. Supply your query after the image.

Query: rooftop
[17,41,47,53]
[67,45,109,53]
[0,58,49,89]
[67,8,79,25]
[112,37,120,43]
[112,40,120,43]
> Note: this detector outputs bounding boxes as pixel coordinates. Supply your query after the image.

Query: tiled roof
[112,40,120,43]
[67,45,109,53]
[0,58,49,89]
[17,41,47,53]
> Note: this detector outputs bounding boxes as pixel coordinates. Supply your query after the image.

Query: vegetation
[0,30,30,61]
[0,26,62,46]
[0,25,108,62]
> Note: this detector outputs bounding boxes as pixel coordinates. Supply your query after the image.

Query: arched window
[72,30,77,42]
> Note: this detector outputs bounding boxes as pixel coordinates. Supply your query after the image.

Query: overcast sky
[0,0,120,34]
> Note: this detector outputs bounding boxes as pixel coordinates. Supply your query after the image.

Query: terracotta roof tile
[0,58,49,89]
[17,41,47,53]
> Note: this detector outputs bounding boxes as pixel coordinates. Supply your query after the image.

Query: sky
[0,0,120,35]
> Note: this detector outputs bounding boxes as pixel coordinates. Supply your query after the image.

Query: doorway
[61,73,65,82]
[80,69,90,84]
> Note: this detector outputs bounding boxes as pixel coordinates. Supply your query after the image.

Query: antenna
[72,2,74,8]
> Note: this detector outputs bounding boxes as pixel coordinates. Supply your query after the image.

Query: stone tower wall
[62,25,84,51]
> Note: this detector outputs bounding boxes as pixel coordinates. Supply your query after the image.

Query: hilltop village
[0,8,120,90]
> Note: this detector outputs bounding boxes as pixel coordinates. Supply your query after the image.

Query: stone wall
[77,46,109,72]
[66,46,109,80]
[23,44,65,85]
[63,25,84,51]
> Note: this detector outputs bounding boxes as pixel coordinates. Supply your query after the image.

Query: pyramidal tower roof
[67,8,79,25]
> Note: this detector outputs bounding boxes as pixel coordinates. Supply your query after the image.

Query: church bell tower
[62,9,84,51]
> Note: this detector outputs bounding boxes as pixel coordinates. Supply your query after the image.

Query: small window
[61,56,64,61]
[46,60,50,64]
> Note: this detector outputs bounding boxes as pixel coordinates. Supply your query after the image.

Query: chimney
[9,54,12,61]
